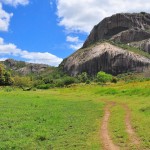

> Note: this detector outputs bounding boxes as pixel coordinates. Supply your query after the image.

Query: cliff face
[61,13,150,76]
[61,43,150,76]
[83,13,150,48]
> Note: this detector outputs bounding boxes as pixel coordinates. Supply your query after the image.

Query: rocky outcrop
[111,29,150,44]
[83,13,150,48]
[61,43,150,76]
[61,13,150,76]
[2,59,50,75]
[129,39,150,54]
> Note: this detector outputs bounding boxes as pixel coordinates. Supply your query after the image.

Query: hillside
[61,13,150,76]
[0,59,54,76]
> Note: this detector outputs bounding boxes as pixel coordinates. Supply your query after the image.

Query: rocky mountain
[1,59,52,75]
[61,12,150,76]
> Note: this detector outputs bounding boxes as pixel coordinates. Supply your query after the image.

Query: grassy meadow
[0,81,150,150]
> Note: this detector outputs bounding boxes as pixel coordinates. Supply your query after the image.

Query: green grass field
[0,81,150,150]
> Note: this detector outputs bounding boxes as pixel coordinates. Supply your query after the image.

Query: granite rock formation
[129,39,150,54]
[61,43,150,76]
[83,13,150,48]
[61,13,150,76]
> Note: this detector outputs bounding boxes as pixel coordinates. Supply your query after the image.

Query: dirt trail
[101,103,120,150]
[123,104,140,147]
[100,102,141,150]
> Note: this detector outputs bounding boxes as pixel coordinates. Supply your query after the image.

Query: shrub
[55,79,64,87]
[77,72,88,83]
[111,77,118,83]
[0,64,13,86]
[63,77,76,86]
[97,71,112,83]
[86,80,90,84]
[37,84,53,89]
[13,76,33,87]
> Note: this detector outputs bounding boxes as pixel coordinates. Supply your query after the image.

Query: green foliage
[0,64,13,86]
[62,76,76,86]
[86,80,90,84]
[77,72,88,83]
[54,79,64,87]
[111,77,118,83]
[13,76,33,87]
[37,84,54,89]
[36,76,76,89]
[3,87,14,92]
[97,71,112,83]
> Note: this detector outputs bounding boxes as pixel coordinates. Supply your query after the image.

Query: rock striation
[83,13,150,48]
[61,43,150,76]
[61,13,150,76]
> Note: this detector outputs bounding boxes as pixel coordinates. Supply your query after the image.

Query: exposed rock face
[2,59,50,75]
[83,13,150,48]
[61,13,150,76]
[129,39,150,54]
[111,28,150,44]
[61,43,150,76]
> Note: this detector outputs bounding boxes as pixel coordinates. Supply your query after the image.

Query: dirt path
[123,104,140,148]
[100,102,141,150]
[101,103,120,150]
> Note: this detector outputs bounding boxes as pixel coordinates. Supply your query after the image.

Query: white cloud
[0,0,29,7]
[0,0,29,31]
[66,35,83,50]
[0,3,13,31]
[56,0,150,33]
[0,37,63,66]
[70,43,83,50]
[0,37,4,44]
[66,36,79,42]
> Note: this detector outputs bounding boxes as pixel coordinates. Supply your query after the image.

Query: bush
[13,76,33,87]
[37,84,54,89]
[55,79,64,87]
[86,80,90,84]
[111,77,118,83]
[0,64,13,86]
[77,72,88,83]
[97,71,112,83]
[63,77,76,86]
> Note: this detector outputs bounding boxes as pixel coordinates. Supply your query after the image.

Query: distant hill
[61,12,150,76]
[0,59,54,76]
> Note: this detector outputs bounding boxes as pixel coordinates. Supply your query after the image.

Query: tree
[13,76,33,87]
[0,64,13,86]
[97,71,112,83]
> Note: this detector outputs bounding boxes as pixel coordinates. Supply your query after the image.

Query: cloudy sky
[0,0,150,66]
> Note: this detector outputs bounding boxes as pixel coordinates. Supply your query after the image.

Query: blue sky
[0,0,150,66]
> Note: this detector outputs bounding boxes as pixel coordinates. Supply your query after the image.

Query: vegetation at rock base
[97,71,113,83]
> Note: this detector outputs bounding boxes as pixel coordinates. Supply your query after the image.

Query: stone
[61,43,150,76]
[60,13,150,76]
[83,13,150,48]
